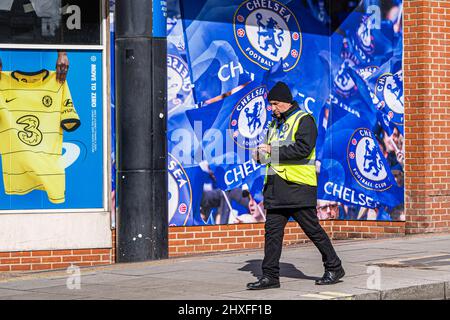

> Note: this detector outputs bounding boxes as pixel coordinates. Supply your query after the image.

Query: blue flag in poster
[185,81,270,192]
[180,0,330,104]
[376,111,396,137]
[167,88,203,226]
[327,91,378,134]
[262,58,285,93]
[373,69,404,135]
[180,0,252,103]
[167,42,195,116]
[262,55,330,125]
[167,0,189,56]
[318,112,403,210]
[338,9,396,66]
[346,60,404,136]
[168,153,195,227]
[330,7,399,100]
[168,153,211,226]
[314,101,329,162]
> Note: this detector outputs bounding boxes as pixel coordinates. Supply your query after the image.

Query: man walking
[247,82,345,290]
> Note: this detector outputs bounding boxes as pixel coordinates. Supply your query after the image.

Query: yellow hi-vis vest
[265,110,317,186]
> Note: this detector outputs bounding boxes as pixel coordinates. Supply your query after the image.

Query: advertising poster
[167,0,404,225]
[317,0,404,221]
[0,49,104,211]
[180,0,331,114]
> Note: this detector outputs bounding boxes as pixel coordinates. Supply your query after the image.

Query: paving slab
[0,278,68,291]
[77,272,148,285]
[381,282,446,300]
[353,275,441,293]
[30,283,162,300]
[372,267,450,283]
[218,288,313,300]
[85,275,196,289]
[27,284,94,298]
[0,292,86,300]
[0,288,29,298]
[103,265,191,276]
[338,290,381,300]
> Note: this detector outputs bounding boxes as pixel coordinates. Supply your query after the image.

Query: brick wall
[0,230,117,272]
[0,248,113,272]
[404,0,450,234]
[0,221,407,269]
[169,221,405,257]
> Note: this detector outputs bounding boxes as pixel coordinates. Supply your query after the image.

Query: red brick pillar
[404,0,450,234]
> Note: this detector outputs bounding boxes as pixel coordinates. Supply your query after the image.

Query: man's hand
[56,51,69,83]
[253,144,271,164]
[257,144,271,155]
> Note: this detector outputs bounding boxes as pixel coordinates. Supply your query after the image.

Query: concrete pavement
[1,233,450,300]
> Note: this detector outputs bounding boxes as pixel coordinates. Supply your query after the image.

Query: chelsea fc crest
[168,153,192,227]
[356,14,375,55]
[375,71,404,125]
[42,95,53,107]
[167,54,192,112]
[347,129,392,192]
[333,51,360,98]
[230,85,271,149]
[233,0,302,71]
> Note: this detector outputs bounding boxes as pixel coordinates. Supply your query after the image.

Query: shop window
[0,0,101,45]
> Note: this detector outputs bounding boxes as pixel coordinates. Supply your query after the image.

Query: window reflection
[0,0,101,45]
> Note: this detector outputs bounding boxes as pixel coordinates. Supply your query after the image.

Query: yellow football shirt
[0,70,80,204]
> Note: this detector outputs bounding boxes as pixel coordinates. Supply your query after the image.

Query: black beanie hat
[268,82,293,103]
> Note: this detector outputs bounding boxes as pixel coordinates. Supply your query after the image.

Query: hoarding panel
[0,49,104,211]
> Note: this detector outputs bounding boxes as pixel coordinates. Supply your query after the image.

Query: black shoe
[315,268,345,285]
[247,277,280,290]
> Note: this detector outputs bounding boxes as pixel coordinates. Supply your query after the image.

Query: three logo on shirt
[16,115,43,147]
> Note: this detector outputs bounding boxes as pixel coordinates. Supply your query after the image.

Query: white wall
[0,212,112,252]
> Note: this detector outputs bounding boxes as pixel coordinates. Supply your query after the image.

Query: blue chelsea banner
[179,0,330,109]
[167,0,405,224]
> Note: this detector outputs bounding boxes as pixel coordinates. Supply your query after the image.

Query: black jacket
[262,102,318,210]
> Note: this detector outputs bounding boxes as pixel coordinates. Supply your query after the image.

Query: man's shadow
[238,260,320,281]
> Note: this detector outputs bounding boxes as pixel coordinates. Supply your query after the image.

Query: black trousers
[262,207,342,280]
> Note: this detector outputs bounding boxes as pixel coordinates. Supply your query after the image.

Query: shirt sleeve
[60,81,81,132]
[271,114,317,162]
